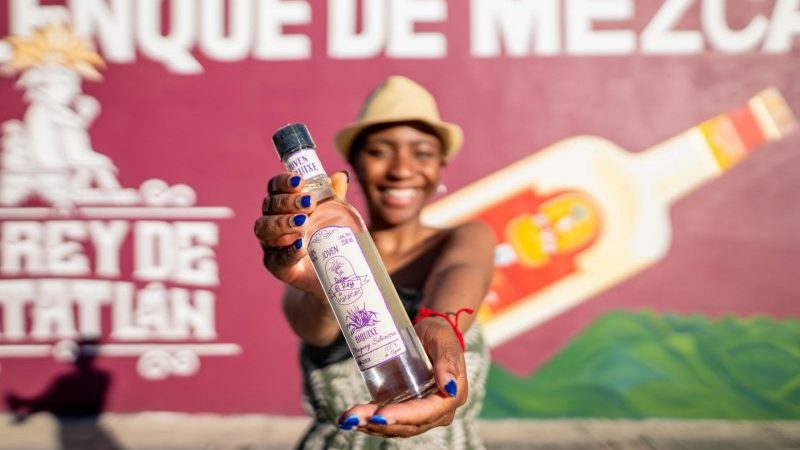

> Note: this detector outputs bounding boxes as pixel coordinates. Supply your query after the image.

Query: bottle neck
[634,87,796,205]
[281,147,335,202]
[632,129,721,205]
[302,174,336,202]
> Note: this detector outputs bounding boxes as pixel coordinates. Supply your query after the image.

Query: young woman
[254,76,495,449]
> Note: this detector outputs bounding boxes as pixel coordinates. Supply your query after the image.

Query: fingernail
[292,215,306,227]
[294,239,303,250]
[368,415,388,425]
[338,422,354,431]
[289,175,302,188]
[341,415,359,427]
[445,379,457,397]
[299,195,312,208]
[343,169,350,184]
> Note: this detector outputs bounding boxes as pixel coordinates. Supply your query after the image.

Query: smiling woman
[254,76,495,449]
[348,122,445,228]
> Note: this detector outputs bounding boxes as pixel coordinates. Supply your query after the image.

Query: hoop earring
[436,183,448,195]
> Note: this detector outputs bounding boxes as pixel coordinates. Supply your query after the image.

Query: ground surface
[0,414,798,449]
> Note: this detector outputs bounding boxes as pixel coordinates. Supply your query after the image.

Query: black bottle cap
[272,123,316,158]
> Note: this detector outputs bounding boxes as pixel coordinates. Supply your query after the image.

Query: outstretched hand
[253,171,349,294]
[337,317,468,438]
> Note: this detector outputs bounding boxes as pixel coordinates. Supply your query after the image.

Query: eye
[413,145,439,161]
[364,146,393,159]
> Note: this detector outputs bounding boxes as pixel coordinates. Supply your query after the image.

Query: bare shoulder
[449,220,496,247]
[427,221,495,275]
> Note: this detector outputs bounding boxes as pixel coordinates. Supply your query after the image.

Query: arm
[282,285,341,347]
[422,220,496,332]
[254,171,350,347]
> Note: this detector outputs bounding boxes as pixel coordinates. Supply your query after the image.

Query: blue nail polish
[300,195,312,208]
[369,415,388,425]
[294,239,303,250]
[289,176,302,187]
[293,215,306,226]
[445,379,457,397]
[339,423,353,431]
[342,416,359,427]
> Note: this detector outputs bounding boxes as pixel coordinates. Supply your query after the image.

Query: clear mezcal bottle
[272,123,437,405]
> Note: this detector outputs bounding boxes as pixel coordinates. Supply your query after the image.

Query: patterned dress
[296,287,490,450]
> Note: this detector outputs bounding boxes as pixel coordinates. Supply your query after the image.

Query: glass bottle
[272,123,437,405]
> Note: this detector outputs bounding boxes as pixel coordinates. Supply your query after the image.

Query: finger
[262,193,315,215]
[371,392,454,425]
[416,318,467,403]
[267,172,304,195]
[265,232,304,249]
[361,414,453,438]
[337,403,378,431]
[330,170,349,200]
[262,238,306,272]
[432,342,463,402]
[253,214,307,246]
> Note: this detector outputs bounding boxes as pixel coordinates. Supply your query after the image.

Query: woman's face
[353,124,445,228]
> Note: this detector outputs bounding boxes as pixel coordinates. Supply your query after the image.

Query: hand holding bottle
[253,170,349,298]
[256,171,471,436]
[337,315,468,437]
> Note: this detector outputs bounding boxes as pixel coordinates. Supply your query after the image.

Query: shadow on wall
[5,339,120,450]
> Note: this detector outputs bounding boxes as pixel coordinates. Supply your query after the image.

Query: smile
[379,188,420,206]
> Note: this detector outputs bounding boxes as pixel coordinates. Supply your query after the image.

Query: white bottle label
[284,148,326,179]
[308,226,406,371]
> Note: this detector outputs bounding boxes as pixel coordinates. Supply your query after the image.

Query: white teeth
[384,188,416,200]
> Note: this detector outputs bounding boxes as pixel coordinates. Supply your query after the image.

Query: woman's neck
[369,218,431,260]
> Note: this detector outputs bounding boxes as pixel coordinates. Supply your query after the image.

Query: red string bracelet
[413,307,474,350]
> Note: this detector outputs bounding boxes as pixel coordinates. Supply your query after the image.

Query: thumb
[330,170,349,200]
[433,342,462,400]
[418,319,464,400]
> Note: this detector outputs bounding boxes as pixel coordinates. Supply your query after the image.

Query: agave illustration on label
[345,304,380,334]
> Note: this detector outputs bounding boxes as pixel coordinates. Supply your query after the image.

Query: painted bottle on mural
[272,123,436,404]
[421,88,797,347]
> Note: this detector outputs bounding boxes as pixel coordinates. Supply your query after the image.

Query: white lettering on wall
[174,222,219,286]
[328,0,447,58]
[1,220,219,280]
[133,221,219,284]
[641,0,704,54]
[46,221,90,276]
[1,221,45,275]
[32,280,78,340]
[72,280,111,338]
[253,0,312,60]
[89,221,129,278]
[0,279,218,341]
[137,0,201,73]
[70,0,136,63]
[470,0,560,57]
[387,0,447,58]
[565,0,635,55]
[199,0,254,61]
[764,0,800,53]
[5,1,799,72]
[328,0,385,58]
[134,221,176,281]
[702,0,768,53]
[0,280,33,340]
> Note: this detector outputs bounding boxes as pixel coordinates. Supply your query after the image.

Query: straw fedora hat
[335,76,463,161]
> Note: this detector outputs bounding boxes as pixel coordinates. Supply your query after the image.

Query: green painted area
[481,311,800,419]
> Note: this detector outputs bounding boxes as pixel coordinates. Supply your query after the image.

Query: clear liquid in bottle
[273,123,436,404]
